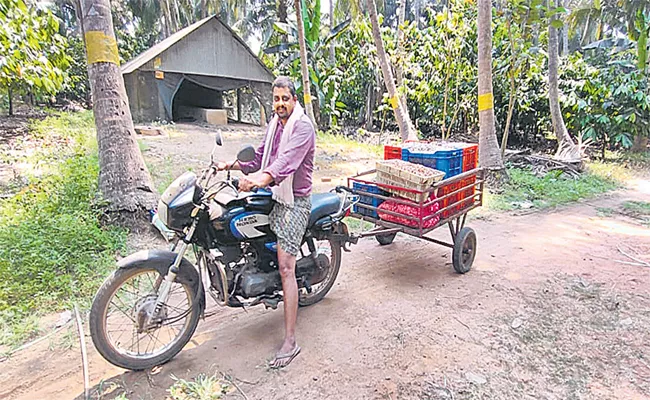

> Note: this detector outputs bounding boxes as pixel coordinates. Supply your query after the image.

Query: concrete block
[135,125,163,136]
[204,109,228,125]
[177,106,228,125]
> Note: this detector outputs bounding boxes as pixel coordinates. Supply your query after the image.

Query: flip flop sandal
[270,346,301,369]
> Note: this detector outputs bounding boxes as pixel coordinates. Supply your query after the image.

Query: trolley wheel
[452,227,476,274]
[376,232,397,246]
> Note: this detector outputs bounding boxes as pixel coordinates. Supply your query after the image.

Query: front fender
[116,249,203,304]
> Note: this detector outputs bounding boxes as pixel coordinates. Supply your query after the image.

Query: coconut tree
[548,3,582,162]
[80,0,158,223]
[477,0,507,181]
[365,0,417,141]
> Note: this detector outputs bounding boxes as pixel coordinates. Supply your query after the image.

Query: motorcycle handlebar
[230,177,258,193]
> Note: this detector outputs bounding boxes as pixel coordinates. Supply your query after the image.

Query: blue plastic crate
[401,148,463,178]
[431,148,463,178]
[352,182,386,218]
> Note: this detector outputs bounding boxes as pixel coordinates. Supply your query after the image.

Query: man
[217,76,315,368]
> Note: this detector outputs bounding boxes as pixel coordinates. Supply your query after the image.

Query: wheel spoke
[108,300,136,323]
[101,268,196,362]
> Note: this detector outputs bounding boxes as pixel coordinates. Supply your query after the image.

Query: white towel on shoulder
[260,103,311,207]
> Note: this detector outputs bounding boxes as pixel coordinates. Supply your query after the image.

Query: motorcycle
[89,133,359,370]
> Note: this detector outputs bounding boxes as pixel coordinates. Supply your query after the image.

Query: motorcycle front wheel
[89,266,202,370]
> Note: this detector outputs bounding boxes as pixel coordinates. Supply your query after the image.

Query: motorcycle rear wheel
[298,238,341,307]
[89,266,202,370]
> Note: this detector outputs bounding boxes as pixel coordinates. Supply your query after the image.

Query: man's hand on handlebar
[215,161,230,171]
[237,172,274,192]
[238,177,258,192]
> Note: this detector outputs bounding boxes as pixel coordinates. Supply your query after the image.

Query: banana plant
[263,0,351,124]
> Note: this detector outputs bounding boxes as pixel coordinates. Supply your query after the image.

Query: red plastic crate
[461,144,478,172]
[459,176,477,211]
[384,145,402,160]
[438,182,460,219]
[377,194,440,228]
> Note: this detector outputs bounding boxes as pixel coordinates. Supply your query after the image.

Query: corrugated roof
[121,16,212,74]
[121,15,274,81]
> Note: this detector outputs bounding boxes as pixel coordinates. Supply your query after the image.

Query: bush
[0,111,126,347]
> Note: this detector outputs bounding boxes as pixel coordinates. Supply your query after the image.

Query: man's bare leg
[272,246,300,368]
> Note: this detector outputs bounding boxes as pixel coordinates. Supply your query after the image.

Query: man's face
[273,86,296,120]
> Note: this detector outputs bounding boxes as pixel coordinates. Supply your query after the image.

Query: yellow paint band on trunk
[85,31,120,65]
[304,93,312,104]
[478,93,493,112]
[390,95,399,109]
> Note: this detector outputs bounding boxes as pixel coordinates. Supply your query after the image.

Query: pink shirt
[239,119,316,196]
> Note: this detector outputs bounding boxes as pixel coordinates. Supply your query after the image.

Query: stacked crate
[374,159,445,228]
[380,141,478,218]
[452,143,479,211]
[352,182,388,219]
[375,159,445,203]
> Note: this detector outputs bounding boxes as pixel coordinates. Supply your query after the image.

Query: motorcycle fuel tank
[230,212,271,240]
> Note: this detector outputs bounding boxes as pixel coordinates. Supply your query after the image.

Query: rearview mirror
[215,130,223,146]
[237,145,256,163]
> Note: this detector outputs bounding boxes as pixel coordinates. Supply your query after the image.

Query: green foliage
[168,374,229,400]
[488,165,620,211]
[0,111,126,347]
[0,0,70,111]
[263,0,351,126]
[562,52,649,153]
[58,36,89,103]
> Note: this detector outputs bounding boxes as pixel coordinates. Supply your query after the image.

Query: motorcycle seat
[308,193,342,227]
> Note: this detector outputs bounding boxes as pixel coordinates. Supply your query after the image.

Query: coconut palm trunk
[80,0,158,224]
[366,0,417,142]
[477,0,506,181]
[395,0,408,111]
[548,6,581,162]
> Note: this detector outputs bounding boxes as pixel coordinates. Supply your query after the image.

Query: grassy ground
[0,111,126,350]
[317,130,383,158]
[621,200,650,226]
[485,161,628,211]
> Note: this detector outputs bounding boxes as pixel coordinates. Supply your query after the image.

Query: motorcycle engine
[208,243,281,299]
[236,243,281,298]
[208,243,327,300]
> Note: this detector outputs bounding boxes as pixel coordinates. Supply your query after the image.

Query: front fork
[150,220,198,323]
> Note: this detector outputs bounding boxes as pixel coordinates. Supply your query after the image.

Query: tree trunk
[477,0,506,181]
[7,85,13,116]
[278,0,288,43]
[558,0,568,56]
[501,19,517,157]
[294,0,316,124]
[328,0,336,129]
[548,9,581,162]
[329,0,335,64]
[365,83,375,128]
[366,0,417,142]
[501,76,516,157]
[80,0,158,224]
[161,0,172,37]
[201,0,207,18]
[415,0,421,29]
[395,0,408,111]
[632,135,648,153]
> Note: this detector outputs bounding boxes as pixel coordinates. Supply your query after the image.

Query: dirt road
[1,124,649,400]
